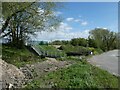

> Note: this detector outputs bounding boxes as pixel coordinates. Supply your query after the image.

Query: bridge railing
[28,43,66,58]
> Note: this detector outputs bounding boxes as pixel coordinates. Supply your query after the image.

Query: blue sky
[60,2,118,32]
[35,2,118,41]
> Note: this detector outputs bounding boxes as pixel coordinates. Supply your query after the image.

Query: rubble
[0,59,25,89]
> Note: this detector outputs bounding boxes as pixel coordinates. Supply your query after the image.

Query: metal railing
[30,45,66,58]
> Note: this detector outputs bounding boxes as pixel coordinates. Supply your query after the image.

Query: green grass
[2,45,45,68]
[60,45,103,55]
[37,45,66,57]
[25,60,118,89]
[57,56,85,61]
[2,44,118,89]
[39,45,58,51]
[59,45,91,56]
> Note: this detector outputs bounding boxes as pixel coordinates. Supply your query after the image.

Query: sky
[33,2,118,41]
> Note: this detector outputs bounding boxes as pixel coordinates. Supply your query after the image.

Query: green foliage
[38,45,66,57]
[70,38,79,46]
[94,48,103,54]
[87,47,103,55]
[89,28,118,51]
[39,41,48,45]
[59,45,90,56]
[57,56,83,61]
[71,38,87,47]
[88,37,97,48]
[50,40,70,45]
[2,2,33,19]
[51,38,87,47]
[2,45,45,68]
[50,40,62,45]
[25,60,118,88]
[1,2,62,48]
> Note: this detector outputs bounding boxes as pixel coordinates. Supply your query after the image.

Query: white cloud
[66,18,81,23]
[59,22,73,31]
[96,27,108,29]
[38,8,44,15]
[103,28,108,29]
[81,21,88,26]
[31,19,90,41]
[66,17,88,26]
[66,18,74,21]
[74,19,81,22]
[65,30,90,39]
[31,25,89,41]
[53,11,62,16]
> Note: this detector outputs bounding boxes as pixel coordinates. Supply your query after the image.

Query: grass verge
[2,45,45,68]
[25,60,118,89]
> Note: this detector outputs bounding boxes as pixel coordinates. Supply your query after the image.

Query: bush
[59,45,91,56]
[94,48,103,54]
[59,45,104,56]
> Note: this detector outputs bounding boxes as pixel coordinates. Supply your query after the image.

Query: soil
[24,58,75,79]
[0,59,25,89]
[1,57,75,89]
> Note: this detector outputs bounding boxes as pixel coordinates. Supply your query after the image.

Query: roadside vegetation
[25,59,118,89]
[50,28,119,52]
[2,28,119,88]
[1,2,119,89]
[37,45,66,57]
[58,45,103,56]
[2,44,45,68]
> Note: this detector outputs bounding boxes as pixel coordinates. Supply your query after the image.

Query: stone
[0,59,25,88]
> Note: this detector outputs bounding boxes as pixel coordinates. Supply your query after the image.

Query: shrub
[94,48,103,54]
[59,45,91,56]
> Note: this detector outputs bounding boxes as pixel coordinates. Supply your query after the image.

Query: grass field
[25,60,118,89]
[2,45,45,68]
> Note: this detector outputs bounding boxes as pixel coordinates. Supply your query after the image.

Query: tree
[78,38,87,47]
[88,36,97,48]
[71,38,87,47]
[1,2,35,34]
[71,38,79,46]
[51,40,63,45]
[1,2,62,48]
[89,28,117,51]
[117,32,120,49]
[61,40,70,45]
